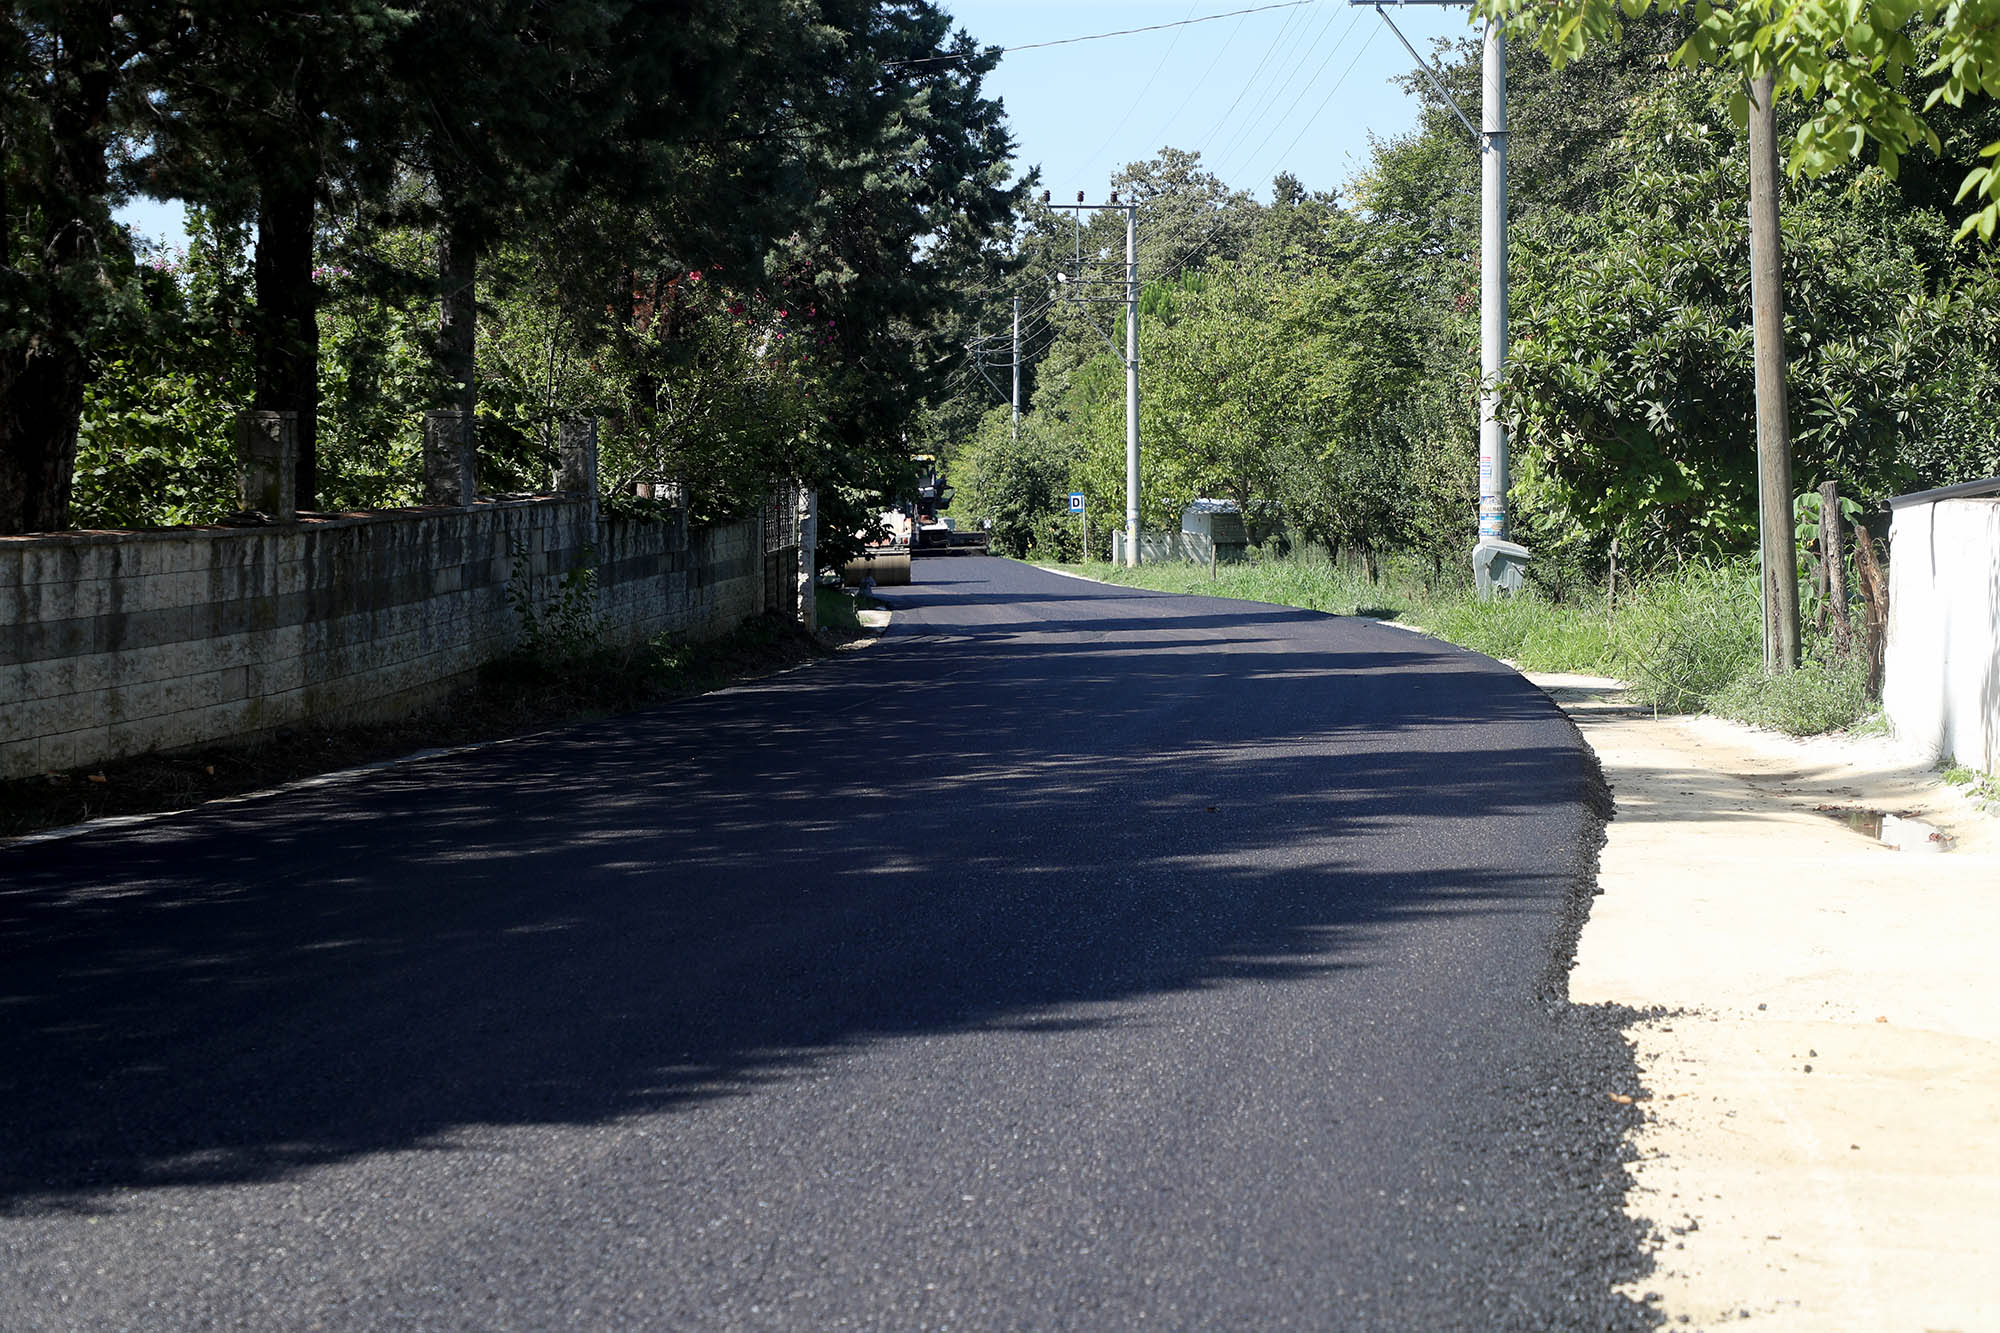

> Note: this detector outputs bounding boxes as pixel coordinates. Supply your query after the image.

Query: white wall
[1883,498,2000,774]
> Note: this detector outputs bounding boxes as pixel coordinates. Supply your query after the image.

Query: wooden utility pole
[1820,479,1851,654]
[1748,72,1801,672]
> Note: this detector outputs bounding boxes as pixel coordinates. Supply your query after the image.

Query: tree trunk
[0,7,117,534]
[1607,536,1619,623]
[0,351,88,534]
[254,175,321,509]
[1853,522,1889,698]
[1748,72,1801,672]
[438,207,478,420]
[1821,480,1851,654]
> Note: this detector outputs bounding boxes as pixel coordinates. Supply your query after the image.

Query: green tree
[1503,69,1999,564]
[1481,0,2000,239]
[131,0,410,509]
[1109,147,1260,281]
[71,214,252,527]
[1,1,153,532]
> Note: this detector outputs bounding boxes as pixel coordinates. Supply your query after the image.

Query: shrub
[1713,649,1872,735]
[1612,563,1762,713]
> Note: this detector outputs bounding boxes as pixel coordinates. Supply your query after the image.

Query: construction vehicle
[841,464,986,587]
[908,471,990,555]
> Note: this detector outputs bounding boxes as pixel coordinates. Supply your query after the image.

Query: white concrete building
[1883,477,2000,774]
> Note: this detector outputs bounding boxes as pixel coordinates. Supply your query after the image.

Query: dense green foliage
[1481,0,2000,240]
[947,20,2000,603]
[5,1,1022,545]
[1506,65,2000,567]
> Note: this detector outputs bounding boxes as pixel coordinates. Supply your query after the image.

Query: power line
[1150,12,1255,150]
[1075,1,1202,180]
[1150,23,1381,285]
[1221,8,1366,183]
[1191,3,1316,161]
[1205,3,1344,170]
[882,1,1323,68]
[1260,23,1383,180]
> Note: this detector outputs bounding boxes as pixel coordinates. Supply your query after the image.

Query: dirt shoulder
[1533,672,2000,1331]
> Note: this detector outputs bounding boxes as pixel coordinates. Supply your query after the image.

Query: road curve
[0,555,1651,1330]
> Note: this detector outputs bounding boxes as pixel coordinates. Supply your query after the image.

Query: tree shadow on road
[0,558,1654,1326]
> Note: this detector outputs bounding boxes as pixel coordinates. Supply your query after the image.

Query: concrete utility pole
[1124,203,1140,569]
[1748,71,1801,672]
[1011,296,1022,439]
[1477,19,1508,547]
[1370,2,1528,596]
[1045,191,1142,565]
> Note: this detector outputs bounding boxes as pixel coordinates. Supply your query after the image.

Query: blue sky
[117,1,1482,249]
[942,0,1478,201]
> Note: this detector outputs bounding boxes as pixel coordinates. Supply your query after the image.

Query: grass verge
[2,612,858,842]
[1042,553,1873,737]
[815,583,880,633]
[1942,763,2000,806]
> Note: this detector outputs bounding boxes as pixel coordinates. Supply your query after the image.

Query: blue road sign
[1069,493,1086,514]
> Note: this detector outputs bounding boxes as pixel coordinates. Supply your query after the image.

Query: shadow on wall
[0,568,1596,1217]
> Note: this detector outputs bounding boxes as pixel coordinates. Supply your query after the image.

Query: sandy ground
[1530,673,2000,1332]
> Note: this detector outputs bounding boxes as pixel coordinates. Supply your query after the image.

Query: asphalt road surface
[0,556,1653,1330]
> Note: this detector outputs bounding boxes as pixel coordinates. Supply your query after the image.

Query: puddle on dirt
[1815,805,1957,853]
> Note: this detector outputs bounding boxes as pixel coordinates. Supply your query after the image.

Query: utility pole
[1477,18,1508,548]
[1124,203,1140,569]
[1011,295,1021,439]
[1045,190,1142,565]
[1748,71,1801,672]
[966,302,1020,421]
[1370,2,1528,596]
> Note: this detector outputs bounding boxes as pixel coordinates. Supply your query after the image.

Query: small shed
[1882,476,2000,775]
[1180,499,1249,564]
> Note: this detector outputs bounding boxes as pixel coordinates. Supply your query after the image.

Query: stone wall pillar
[236,411,298,519]
[555,417,598,497]
[423,410,477,507]
[797,485,818,631]
[556,416,599,534]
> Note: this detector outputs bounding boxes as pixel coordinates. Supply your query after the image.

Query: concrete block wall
[689,519,766,641]
[1,500,769,779]
[1884,497,2000,774]
[596,513,691,645]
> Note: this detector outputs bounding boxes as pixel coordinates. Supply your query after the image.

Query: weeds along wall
[1883,492,2000,775]
[0,499,771,780]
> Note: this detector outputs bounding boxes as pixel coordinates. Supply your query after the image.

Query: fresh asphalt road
[0,556,1652,1330]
